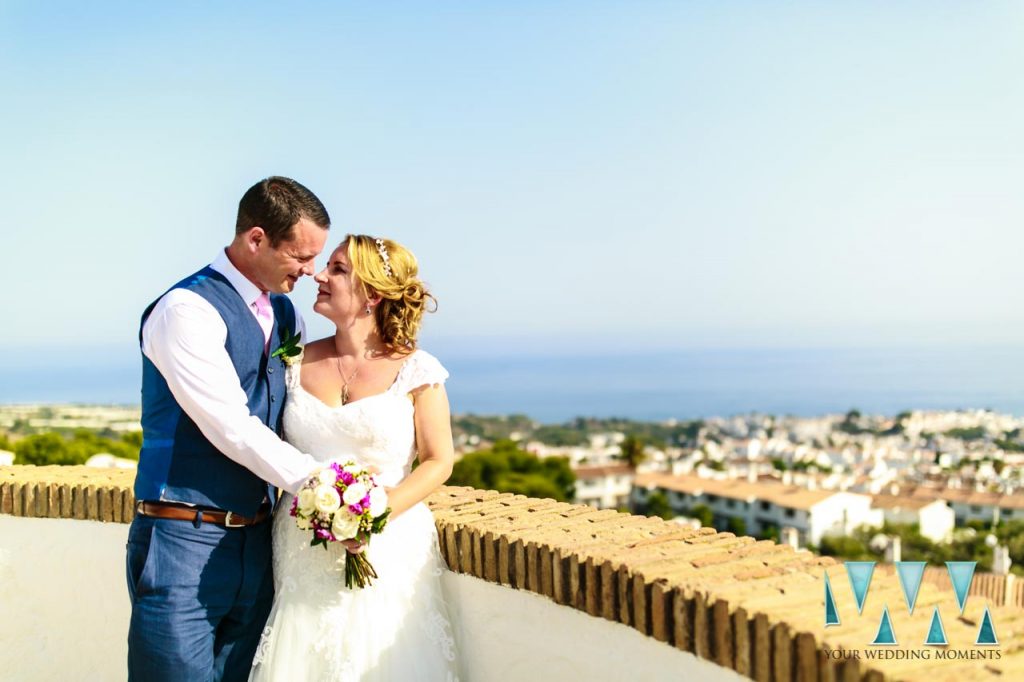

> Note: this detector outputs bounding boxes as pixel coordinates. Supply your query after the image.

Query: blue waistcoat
[134,267,297,516]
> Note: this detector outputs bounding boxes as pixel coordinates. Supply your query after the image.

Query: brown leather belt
[136,501,270,527]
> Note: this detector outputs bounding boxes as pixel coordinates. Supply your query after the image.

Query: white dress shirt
[141,249,318,495]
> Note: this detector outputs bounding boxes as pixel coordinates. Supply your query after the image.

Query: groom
[127,177,330,681]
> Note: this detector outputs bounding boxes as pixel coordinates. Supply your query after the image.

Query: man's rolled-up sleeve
[141,293,319,494]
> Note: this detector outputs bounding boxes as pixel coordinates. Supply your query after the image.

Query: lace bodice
[250,348,460,681]
[282,349,449,487]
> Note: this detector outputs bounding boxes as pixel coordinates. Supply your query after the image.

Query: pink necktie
[253,293,274,352]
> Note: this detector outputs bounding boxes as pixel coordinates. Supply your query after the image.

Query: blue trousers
[126,512,274,682]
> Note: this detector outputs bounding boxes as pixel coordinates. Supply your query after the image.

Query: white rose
[296,516,312,531]
[368,487,388,517]
[343,463,361,476]
[342,482,368,506]
[331,510,361,540]
[297,488,317,516]
[317,468,337,486]
[314,485,341,514]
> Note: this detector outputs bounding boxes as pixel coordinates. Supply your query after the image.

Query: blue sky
[2,1,1022,367]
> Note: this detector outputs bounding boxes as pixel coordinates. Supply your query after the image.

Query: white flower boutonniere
[271,331,303,366]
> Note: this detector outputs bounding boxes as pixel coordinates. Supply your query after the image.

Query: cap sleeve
[396,350,449,395]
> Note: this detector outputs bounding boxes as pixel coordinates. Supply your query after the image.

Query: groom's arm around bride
[127,177,331,682]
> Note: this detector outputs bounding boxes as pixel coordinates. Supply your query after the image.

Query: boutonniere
[271,331,303,366]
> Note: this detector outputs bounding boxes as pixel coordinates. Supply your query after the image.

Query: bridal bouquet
[291,461,391,589]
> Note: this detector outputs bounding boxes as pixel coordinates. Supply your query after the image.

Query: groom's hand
[341,538,366,554]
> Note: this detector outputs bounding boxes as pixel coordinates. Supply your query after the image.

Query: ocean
[1,346,1021,422]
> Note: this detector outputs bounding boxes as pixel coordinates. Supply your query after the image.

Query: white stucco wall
[877,501,953,543]
[0,515,745,682]
[443,573,746,682]
[575,475,632,509]
[918,501,955,543]
[0,515,131,681]
[808,493,881,545]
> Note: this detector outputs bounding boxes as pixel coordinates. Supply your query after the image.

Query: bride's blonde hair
[344,234,437,352]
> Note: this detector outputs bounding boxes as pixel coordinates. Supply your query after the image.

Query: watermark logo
[822,560,1000,660]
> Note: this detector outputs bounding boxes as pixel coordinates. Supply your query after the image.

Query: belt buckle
[223,511,245,528]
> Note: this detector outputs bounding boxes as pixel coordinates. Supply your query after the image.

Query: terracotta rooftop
[574,464,635,480]
[870,494,938,511]
[635,472,843,511]
[904,486,1024,510]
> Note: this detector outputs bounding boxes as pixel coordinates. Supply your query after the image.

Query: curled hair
[344,234,437,352]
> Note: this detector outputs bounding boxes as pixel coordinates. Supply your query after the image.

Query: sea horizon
[1,345,1021,423]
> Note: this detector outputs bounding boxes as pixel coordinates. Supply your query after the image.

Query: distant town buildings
[0,404,141,433]
[885,485,1024,527]
[619,409,1024,548]
[869,493,954,543]
[572,463,634,510]
[5,404,1024,554]
[521,409,1024,551]
[632,472,881,546]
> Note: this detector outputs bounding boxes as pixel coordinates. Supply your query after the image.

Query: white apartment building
[870,494,954,542]
[900,487,1024,526]
[632,473,881,547]
[574,464,635,510]
[525,438,623,467]
[902,410,1022,440]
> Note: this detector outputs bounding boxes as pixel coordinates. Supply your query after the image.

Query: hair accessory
[375,238,393,278]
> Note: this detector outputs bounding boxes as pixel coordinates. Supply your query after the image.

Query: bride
[250,235,461,681]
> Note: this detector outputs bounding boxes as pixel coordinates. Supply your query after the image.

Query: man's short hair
[236,176,331,246]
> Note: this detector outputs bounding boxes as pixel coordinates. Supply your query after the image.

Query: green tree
[690,504,713,528]
[878,522,951,564]
[727,516,747,536]
[838,408,866,435]
[945,426,986,441]
[120,431,143,454]
[449,439,575,502]
[676,420,704,446]
[995,439,1024,453]
[12,429,143,465]
[644,491,674,520]
[531,426,588,446]
[818,534,872,561]
[616,434,647,469]
[15,433,79,465]
[996,520,1024,574]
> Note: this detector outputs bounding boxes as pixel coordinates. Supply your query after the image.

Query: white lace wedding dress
[250,350,461,682]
